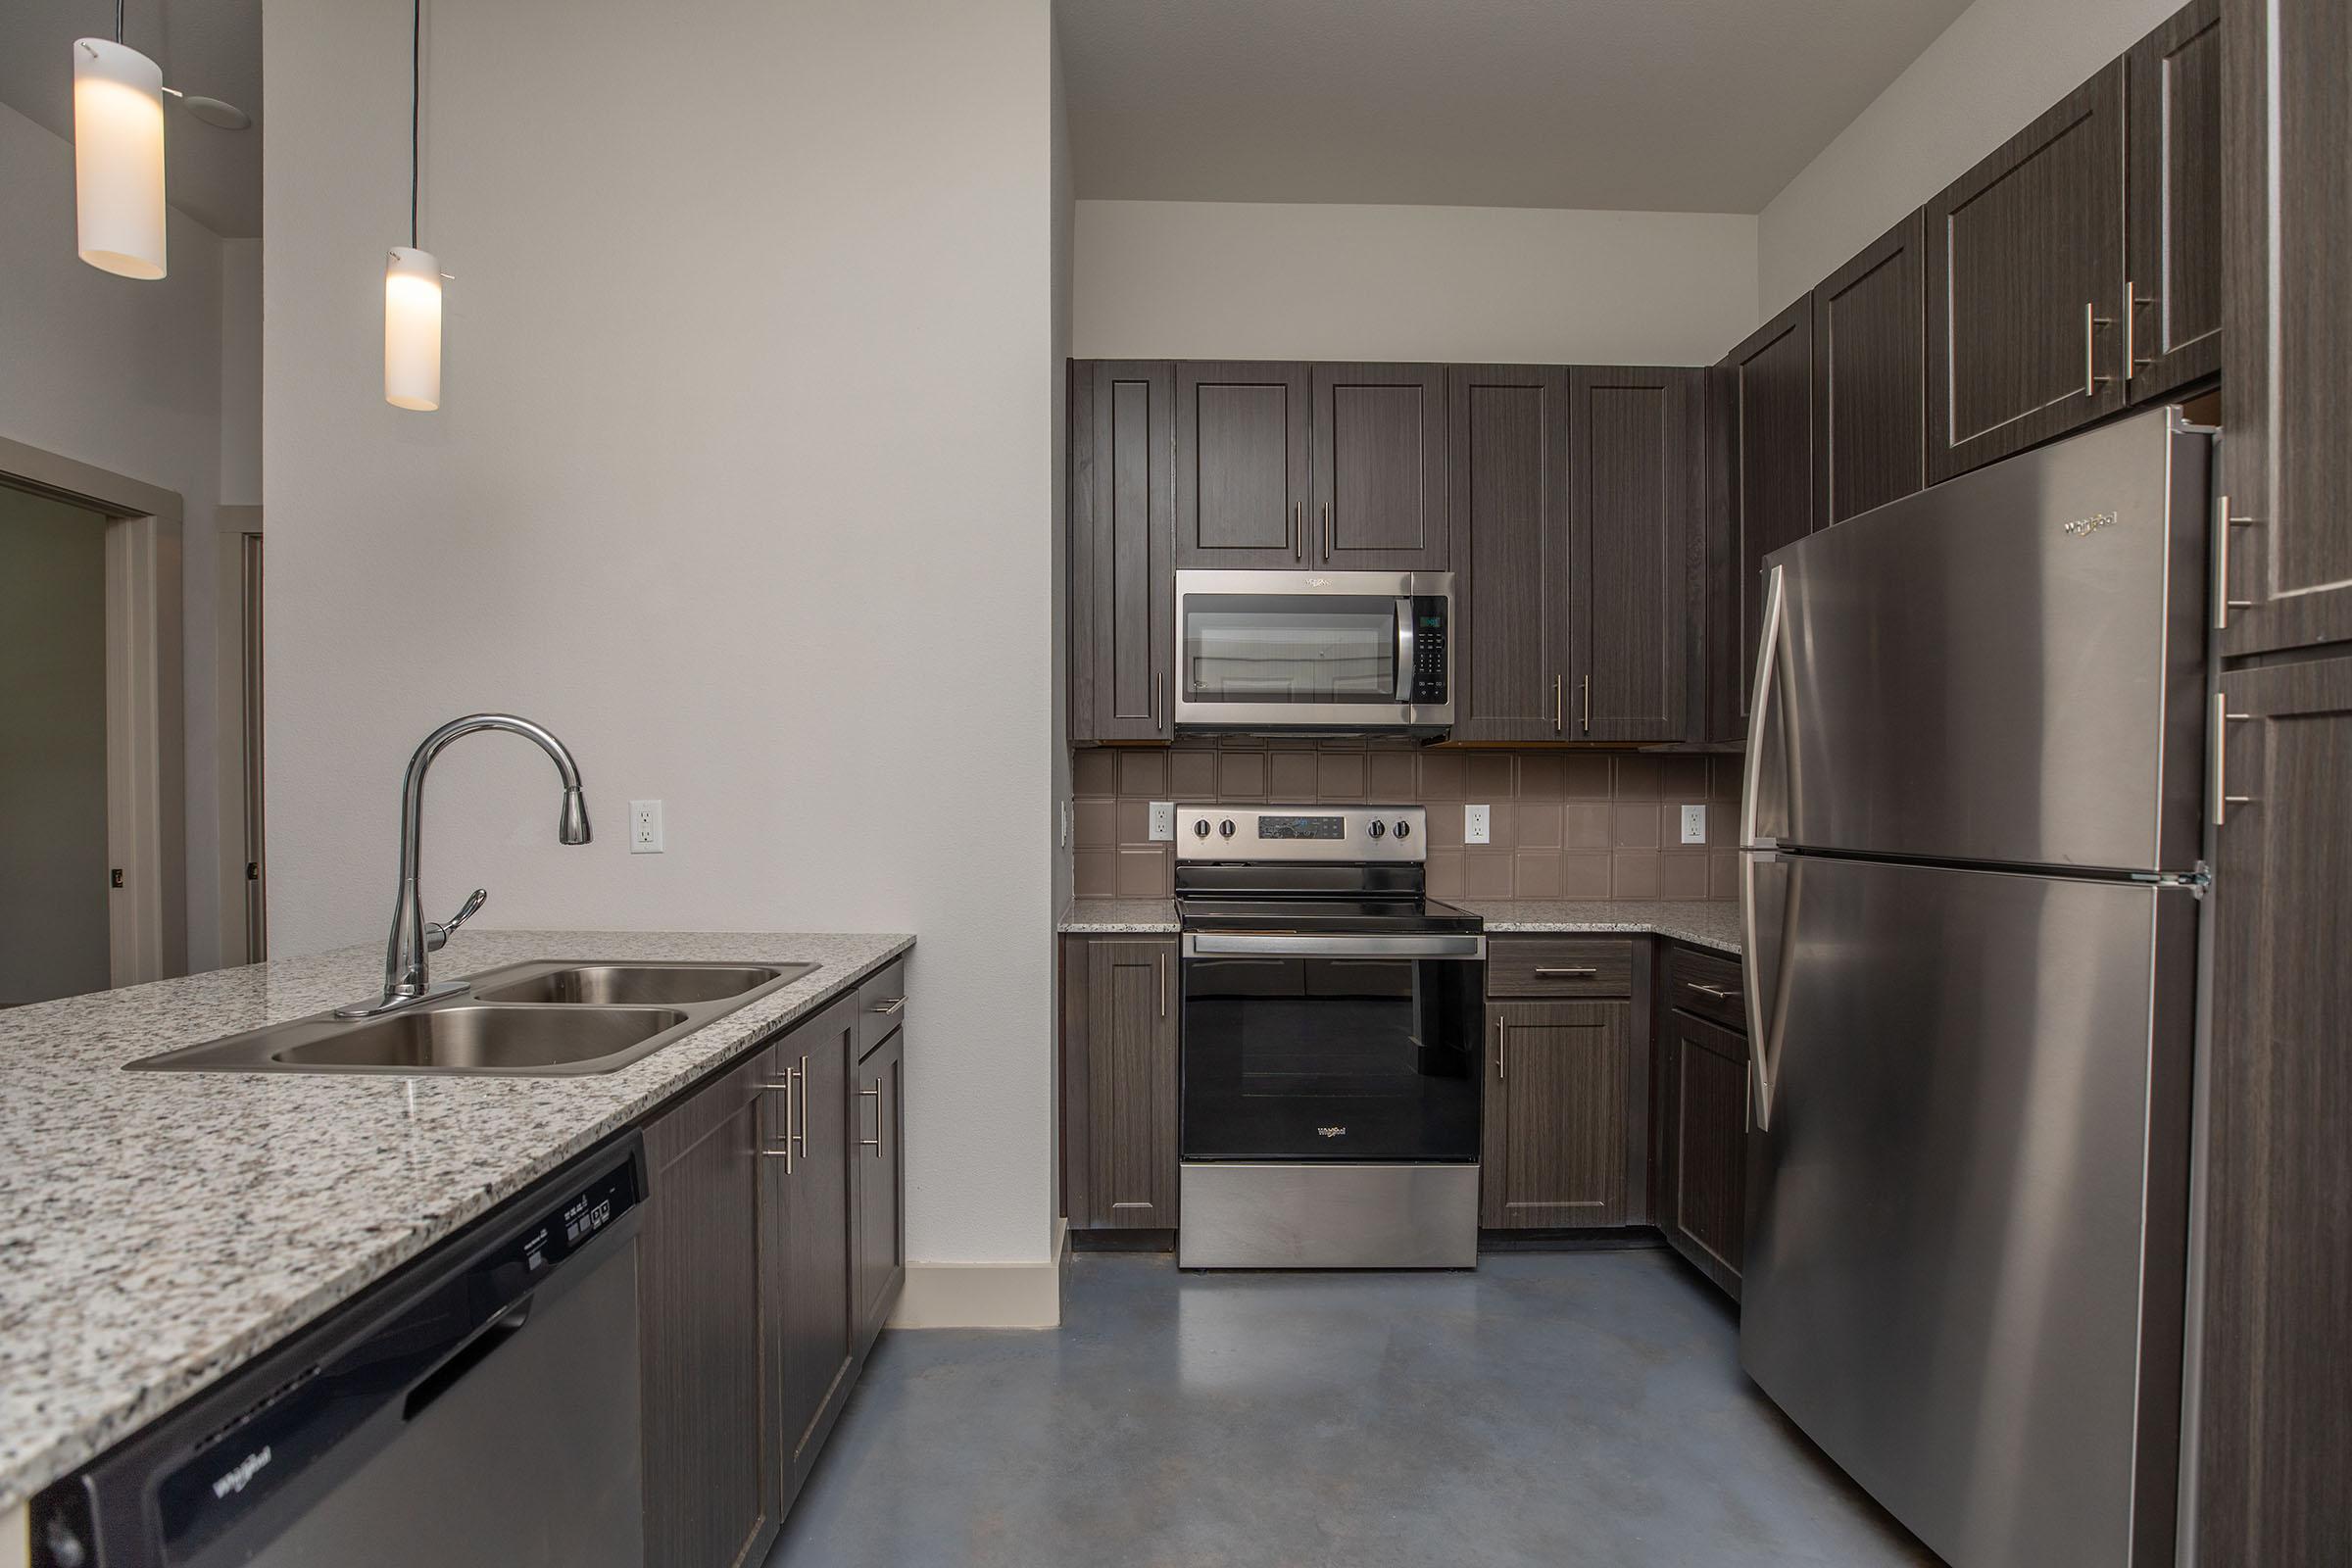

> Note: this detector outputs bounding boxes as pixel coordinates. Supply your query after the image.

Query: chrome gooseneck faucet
[337,713,590,1019]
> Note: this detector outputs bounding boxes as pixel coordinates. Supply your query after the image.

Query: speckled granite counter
[1457,900,1743,956]
[1057,899,1179,933]
[0,928,911,1515]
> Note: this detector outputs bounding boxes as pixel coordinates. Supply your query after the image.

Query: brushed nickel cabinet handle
[859,1083,881,1152]
[1689,982,1743,1002]
[1293,503,1302,562]
[2126,280,2159,371]
[2211,691,2254,825]
[1158,952,1167,1018]
[796,1054,810,1155]
[2083,302,2116,396]
[1582,675,1592,733]
[1322,501,1332,562]
[760,1071,797,1169]
[1495,1015,1505,1080]
[1553,674,1563,733]
[1535,966,1598,978]
[2214,494,2257,628]
[869,996,906,1015]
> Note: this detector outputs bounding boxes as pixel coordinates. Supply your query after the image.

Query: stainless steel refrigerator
[1738,407,2211,1568]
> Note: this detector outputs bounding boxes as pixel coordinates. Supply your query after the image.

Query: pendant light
[74,1,167,279]
[384,0,442,411]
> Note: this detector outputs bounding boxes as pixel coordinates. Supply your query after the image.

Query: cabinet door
[1311,363,1448,570]
[1071,362,1173,740]
[2217,0,2352,656]
[2195,654,2352,1563]
[2125,0,2222,402]
[1448,365,1569,742]
[1480,999,1631,1228]
[1719,297,1815,740]
[1660,1009,1748,1299]
[1175,362,1310,567]
[640,1049,776,1568]
[1065,937,1179,1229]
[1568,367,1698,742]
[852,1027,905,1351]
[770,998,857,1501]
[1812,209,1927,531]
[1926,62,2128,482]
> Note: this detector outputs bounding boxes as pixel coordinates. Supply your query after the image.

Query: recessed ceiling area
[1058,0,1975,213]
[0,0,262,238]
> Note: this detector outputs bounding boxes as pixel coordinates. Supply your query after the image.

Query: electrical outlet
[1149,802,1176,842]
[629,800,664,854]
[1465,804,1492,845]
[1681,804,1707,845]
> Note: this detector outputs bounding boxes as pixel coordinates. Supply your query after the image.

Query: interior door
[1448,365,1570,741]
[1311,363,1448,570]
[1740,851,2194,1568]
[1176,362,1310,567]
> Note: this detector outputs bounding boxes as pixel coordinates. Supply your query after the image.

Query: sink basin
[268,1004,688,1073]
[126,956,823,1076]
[471,962,808,1006]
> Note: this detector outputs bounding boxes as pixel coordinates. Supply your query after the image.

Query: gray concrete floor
[768,1248,1940,1567]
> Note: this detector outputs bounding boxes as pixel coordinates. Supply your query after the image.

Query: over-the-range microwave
[1172,569,1453,734]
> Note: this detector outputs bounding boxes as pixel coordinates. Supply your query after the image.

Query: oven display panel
[1256,815,1345,841]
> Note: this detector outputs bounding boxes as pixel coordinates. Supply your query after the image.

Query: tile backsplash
[1071,741,1742,903]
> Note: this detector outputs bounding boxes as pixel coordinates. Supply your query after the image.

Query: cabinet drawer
[1665,944,1745,1031]
[1487,937,1634,998]
[856,959,907,1058]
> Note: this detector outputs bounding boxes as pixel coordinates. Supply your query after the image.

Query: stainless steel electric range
[1175,804,1486,1269]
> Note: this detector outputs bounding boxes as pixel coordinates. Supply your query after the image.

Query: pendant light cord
[409,0,421,248]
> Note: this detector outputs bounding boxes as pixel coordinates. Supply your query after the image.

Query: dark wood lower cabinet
[1658,1007,1748,1299]
[1060,936,1180,1232]
[639,969,909,1568]
[1480,998,1632,1228]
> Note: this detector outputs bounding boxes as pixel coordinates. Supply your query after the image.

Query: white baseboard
[888,1219,1068,1330]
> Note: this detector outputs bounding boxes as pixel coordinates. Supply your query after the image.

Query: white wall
[265,0,1059,1279]
[1050,19,1074,918]
[220,239,262,507]
[0,98,254,978]
[1757,0,2183,317]
[1075,200,1757,366]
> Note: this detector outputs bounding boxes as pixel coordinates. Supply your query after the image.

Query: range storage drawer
[1664,943,1745,1031]
[1487,937,1635,998]
[857,959,907,1055]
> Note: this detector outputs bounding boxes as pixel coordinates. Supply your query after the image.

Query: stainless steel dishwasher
[33,1134,648,1568]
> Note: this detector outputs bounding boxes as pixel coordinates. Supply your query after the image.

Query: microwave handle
[1395,597,1415,703]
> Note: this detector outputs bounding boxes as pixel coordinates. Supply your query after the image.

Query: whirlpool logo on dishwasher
[212,1445,272,1498]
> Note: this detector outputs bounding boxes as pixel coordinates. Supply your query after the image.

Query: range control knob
[1394,819,1412,840]
[1193,818,1210,839]
[1219,818,1237,839]
[1367,819,1387,839]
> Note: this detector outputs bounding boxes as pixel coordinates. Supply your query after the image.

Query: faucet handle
[425,888,488,953]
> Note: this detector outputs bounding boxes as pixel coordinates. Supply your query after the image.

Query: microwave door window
[1183,597,1396,705]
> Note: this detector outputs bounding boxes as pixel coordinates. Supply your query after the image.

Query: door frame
[0,433,187,986]
[215,513,265,964]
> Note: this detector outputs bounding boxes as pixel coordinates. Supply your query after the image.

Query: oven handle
[1182,933,1487,960]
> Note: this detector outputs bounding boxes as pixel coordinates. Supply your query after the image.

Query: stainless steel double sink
[126,960,819,1077]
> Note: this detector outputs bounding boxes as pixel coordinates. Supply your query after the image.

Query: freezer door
[1745,408,2210,872]
[1740,852,2194,1568]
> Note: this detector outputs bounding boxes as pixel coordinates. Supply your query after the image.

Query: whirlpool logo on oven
[1317,1125,1347,1138]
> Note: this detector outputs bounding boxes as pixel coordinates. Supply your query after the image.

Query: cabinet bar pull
[760,1071,797,1170]
[1689,982,1742,1002]
[859,1083,881,1152]
[1158,952,1167,1018]
[1535,966,1598,977]
[2083,303,2116,396]
[796,1054,810,1155]
[2214,494,2257,628]
[1322,501,1332,562]
[869,996,906,1015]
[1582,675,1592,734]
[1495,1015,1505,1080]
[1293,503,1301,562]
[2126,280,2158,371]
[1553,675,1563,732]
[1152,672,1162,730]
[2211,691,2254,826]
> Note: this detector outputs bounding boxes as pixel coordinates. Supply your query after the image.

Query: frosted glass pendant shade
[384,248,443,412]
[74,38,168,280]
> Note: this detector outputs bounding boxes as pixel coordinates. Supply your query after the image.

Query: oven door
[1173,569,1451,730]
[1180,932,1484,1162]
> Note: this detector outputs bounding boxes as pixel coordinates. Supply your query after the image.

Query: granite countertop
[0,928,912,1516]
[1057,898,1179,933]
[1455,900,1743,956]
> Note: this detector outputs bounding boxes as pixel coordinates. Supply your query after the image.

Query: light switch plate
[1149,802,1176,842]
[630,800,664,854]
[1465,804,1492,845]
[1681,804,1707,845]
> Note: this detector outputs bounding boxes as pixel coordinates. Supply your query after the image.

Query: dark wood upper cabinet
[1480,998,1632,1229]
[1062,937,1179,1230]
[1926,61,2129,482]
[1658,1005,1748,1300]
[2126,0,2222,402]
[1312,363,1449,570]
[1069,361,1173,741]
[1717,296,1816,742]
[1448,365,1570,742]
[1812,209,1927,530]
[1568,367,1698,742]
[2218,0,2352,657]
[1175,361,1310,568]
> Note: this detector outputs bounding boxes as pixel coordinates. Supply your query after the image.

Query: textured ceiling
[0,0,262,238]
[1058,0,1976,213]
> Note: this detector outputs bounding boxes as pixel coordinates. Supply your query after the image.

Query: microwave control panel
[1409,598,1447,704]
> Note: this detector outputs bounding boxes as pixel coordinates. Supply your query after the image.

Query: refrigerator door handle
[1740,847,1785,1130]
[1741,563,1787,850]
